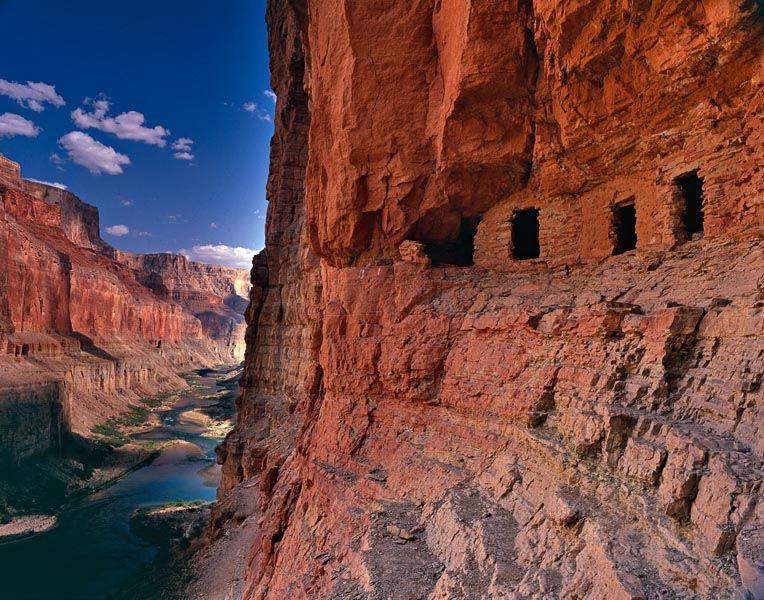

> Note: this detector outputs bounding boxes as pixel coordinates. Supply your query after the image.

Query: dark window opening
[424,216,481,266]
[511,208,540,260]
[613,203,637,255]
[677,172,704,238]
[21,344,30,357]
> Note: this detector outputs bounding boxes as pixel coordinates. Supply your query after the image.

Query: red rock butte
[200,1,764,599]
[0,153,250,462]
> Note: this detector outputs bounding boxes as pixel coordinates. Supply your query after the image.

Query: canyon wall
[116,252,251,361]
[209,1,764,599]
[0,156,249,457]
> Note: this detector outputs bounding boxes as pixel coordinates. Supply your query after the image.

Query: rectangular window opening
[613,203,637,255]
[677,172,704,239]
[511,208,540,260]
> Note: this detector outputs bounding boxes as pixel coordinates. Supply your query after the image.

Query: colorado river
[0,368,236,600]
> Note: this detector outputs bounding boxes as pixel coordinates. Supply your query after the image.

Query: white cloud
[172,137,193,151]
[243,101,272,122]
[178,244,258,268]
[264,90,277,102]
[0,79,65,112]
[120,198,134,207]
[59,131,131,175]
[171,137,194,160]
[0,112,40,138]
[26,178,67,190]
[136,231,154,237]
[72,97,170,147]
[105,224,129,236]
[210,222,218,229]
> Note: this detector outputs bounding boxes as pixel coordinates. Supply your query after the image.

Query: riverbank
[0,365,240,544]
[0,366,239,599]
[0,514,58,543]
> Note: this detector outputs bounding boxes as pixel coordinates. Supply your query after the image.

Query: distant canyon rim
[0,150,249,461]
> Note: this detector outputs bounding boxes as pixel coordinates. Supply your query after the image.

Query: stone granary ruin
[201,1,764,598]
[193,0,764,597]
[416,166,710,268]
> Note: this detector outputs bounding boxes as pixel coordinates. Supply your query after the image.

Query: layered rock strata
[0,155,249,459]
[209,1,764,599]
[117,252,250,361]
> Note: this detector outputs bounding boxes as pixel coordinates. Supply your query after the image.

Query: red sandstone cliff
[116,251,251,361]
[204,1,764,599]
[0,155,249,458]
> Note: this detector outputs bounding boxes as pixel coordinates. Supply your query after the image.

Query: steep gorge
[207,1,764,598]
[0,154,250,462]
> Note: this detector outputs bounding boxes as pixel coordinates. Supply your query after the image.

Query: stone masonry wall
[210,2,764,599]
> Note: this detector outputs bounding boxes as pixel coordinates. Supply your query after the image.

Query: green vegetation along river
[0,367,237,600]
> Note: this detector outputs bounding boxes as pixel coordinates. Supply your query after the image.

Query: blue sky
[0,0,272,267]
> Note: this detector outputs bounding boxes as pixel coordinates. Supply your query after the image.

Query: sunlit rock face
[0,155,249,448]
[116,251,251,361]
[213,1,764,598]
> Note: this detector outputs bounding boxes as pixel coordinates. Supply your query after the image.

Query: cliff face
[0,156,249,456]
[116,252,251,361]
[212,2,764,599]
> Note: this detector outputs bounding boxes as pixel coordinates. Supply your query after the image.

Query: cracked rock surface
[203,1,764,598]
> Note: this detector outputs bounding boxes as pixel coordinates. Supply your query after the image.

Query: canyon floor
[0,367,240,600]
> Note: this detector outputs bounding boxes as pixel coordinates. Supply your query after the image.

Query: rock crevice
[209,1,764,598]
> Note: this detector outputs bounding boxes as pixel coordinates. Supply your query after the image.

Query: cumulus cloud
[0,112,41,138]
[59,131,131,175]
[178,244,258,268]
[172,137,193,151]
[26,178,67,190]
[105,224,129,236]
[264,90,277,102]
[243,101,272,122]
[72,97,170,147]
[171,137,195,160]
[0,79,65,112]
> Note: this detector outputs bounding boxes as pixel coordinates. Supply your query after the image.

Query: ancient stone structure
[0,154,250,458]
[203,1,764,598]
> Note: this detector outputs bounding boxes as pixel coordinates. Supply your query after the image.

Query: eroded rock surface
[117,251,250,361]
[0,156,249,457]
[207,1,763,598]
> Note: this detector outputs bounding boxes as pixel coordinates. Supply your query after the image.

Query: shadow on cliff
[0,433,154,518]
[71,332,118,362]
[744,0,764,20]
